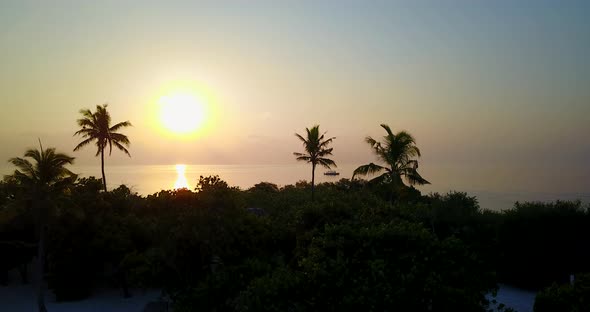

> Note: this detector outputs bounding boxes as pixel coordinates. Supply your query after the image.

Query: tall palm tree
[74,104,131,192]
[7,142,76,312]
[353,124,429,201]
[294,125,336,201]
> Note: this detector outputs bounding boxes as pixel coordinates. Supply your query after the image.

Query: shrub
[534,273,590,312]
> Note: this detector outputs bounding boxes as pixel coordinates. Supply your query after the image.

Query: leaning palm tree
[74,104,131,192]
[7,141,76,312]
[294,125,336,201]
[353,124,429,201]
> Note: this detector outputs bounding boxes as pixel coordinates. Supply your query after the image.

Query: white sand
[489,284,537,312]
[1,282,536,312]
[0,284,162,312]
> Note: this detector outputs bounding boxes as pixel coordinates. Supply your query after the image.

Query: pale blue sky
[1,1,589,192]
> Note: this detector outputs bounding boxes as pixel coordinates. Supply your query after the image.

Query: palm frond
[73,138,95,151]
[110,133,130,145]
[112,141,131,157]
[352,163,386,179]
[317,158,336,169]
[405,160,419,170]
[23,148,42,162]
[294,153,311,162]
[358,124,429,188]
[404,169,430,185]
[96,104,111,125]
[294,125,337,188]
[395,130,416,143]
[78,109,94,119]
[406,145,421,157]
[76,117,96,128]
[74,104,131,159]
[318,136,335,148]
[368,172,391,184]
[107,138,113,155]
[110,121,132,132]
[8,170,33,185]
[365,136,379,147]
[94,142,102,156]
[366,136,385,159]
[317,147,333,157]
[73,128,97,137]
[295,133,308,144]
[8,157,37,180]
[380,124,394,137]
[6,146,76,194]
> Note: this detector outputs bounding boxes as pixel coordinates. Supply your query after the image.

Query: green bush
[4,172,590,311]
[47,212,97,301]
[497,201,590,289]
[534,273,590,312]
[297,221,497,311]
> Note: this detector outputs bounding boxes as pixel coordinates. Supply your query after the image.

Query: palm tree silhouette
[353,124,429,201]
[294,125,336,201]
[7,141,76,312]
[74,104,131,192]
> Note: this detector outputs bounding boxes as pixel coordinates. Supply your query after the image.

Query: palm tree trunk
[35,218,47,312]
[389,185,394,205]
[100,148,107,192]
[311,163,316,201]
[389,172,402,205]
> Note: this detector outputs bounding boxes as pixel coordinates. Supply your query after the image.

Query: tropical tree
[7,142,77,312]
[74,104,132,192]
[294,125,336,201]
[353,124,429,201]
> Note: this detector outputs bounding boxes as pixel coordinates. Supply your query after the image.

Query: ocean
[2,163,589,211]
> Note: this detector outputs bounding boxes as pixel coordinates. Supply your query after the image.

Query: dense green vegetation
[2,173,589,311]
[5,144,77,312]
[533,273,590,312]
[2,115,588,311]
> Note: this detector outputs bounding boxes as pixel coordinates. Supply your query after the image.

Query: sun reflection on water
[174,164,189,189]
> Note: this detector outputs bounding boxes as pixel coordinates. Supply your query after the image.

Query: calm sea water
[2,163,589,211]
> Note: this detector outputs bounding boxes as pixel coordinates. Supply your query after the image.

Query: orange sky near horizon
[1,1,589,194]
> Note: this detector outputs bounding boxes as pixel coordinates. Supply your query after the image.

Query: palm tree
[353,124,429,201]
[294,125,336,201]
[7,141,76,312]
[74,104,131,192]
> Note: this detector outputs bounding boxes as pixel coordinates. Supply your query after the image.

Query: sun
[159,93,206,134]
[151,80,219,138]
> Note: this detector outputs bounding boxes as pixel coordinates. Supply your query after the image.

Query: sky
[1,1,589,193]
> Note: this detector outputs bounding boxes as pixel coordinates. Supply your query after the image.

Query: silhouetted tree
[74,104,131,191]
[353,124,429,201]
[294,125,336,201]
[7,142,76,312]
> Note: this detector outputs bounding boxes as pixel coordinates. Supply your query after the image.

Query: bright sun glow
[159,93,206,134]
[174,164,189,189]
